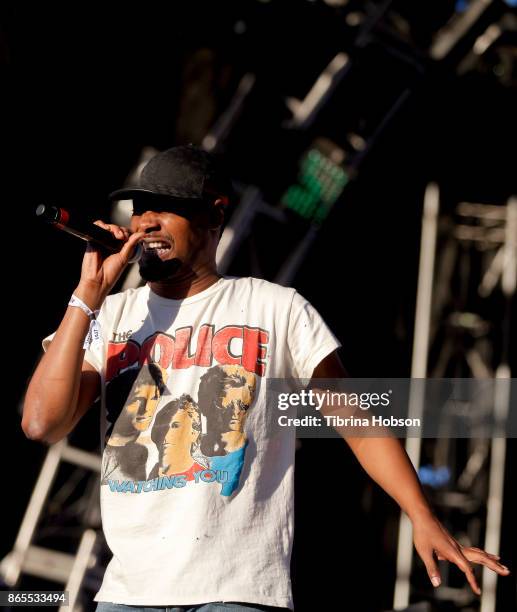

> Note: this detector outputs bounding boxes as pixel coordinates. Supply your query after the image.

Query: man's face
[130,197,218,282]
[161,404,200,466]
[219,383,254,433]
[125,383,161,432]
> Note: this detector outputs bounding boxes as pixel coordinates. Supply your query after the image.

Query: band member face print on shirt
[102,353,260,494]
[198,365,257,496]
[125,381,162,433]
[218,366,256,448]
[150,394,205,479]
[108,363,168,446]
[101,363,169,484]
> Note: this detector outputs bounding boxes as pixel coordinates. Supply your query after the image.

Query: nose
[136,398,147,416]
[232,402,243,418]
[136,211,162,234]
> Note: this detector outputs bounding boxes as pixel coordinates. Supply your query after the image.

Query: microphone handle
[36,204,121,252]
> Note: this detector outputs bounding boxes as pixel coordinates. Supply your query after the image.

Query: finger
[113,226,125,240]
[421,549,442,588]
[118,231,145,261]
[105,224,125,240]
[93,220,127,240]
[93,220,111,230]
[451,550,481,595]
[111,225,132,241]
[464,549,510,575]
[468,547,500,560]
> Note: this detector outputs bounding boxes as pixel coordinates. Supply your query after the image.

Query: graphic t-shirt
[49,276,340,609]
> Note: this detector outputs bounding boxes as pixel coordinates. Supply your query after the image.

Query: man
[149,393,206,480]
[107,363,168,441]
[102,363,168,483]
[198,364,257,496]
[23,146,509,611]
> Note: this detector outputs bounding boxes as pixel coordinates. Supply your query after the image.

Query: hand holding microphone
[36,204,145,310]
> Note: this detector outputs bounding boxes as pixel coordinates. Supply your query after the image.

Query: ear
[208,198,226,230]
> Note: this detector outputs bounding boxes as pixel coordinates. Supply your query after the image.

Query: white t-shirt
[52,276,341,609]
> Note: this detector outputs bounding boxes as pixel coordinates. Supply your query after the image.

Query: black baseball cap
[109,145,232,206]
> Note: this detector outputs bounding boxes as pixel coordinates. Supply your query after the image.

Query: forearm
[22,283,101,439]
[315,382,434,521]
[346,435,434,522]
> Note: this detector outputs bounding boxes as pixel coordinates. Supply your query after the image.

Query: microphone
[36,204,142,263]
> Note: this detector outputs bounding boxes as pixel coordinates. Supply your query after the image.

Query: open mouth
[143,239,173,257]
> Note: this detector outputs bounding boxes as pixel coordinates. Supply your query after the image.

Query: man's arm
[22,222,144,444]
[311,351,510,594]
[22,301,101,444]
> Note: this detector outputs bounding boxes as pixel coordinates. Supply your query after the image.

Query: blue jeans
[95,603,289,612]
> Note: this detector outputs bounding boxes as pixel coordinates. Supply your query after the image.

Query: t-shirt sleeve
[287,291,341,379]
[41,301,109,374]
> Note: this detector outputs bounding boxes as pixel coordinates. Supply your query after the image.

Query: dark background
[2,1,516,610]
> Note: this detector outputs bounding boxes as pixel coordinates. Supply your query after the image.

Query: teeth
[146,241,170,249]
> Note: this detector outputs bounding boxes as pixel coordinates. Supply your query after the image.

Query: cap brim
[109,187,230,206]
[108,188,159,201]
[108,188,216,203]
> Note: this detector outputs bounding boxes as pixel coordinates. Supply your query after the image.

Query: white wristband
[68,294,102,350]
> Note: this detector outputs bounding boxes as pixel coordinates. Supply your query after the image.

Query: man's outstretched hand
[412,512,510,595]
